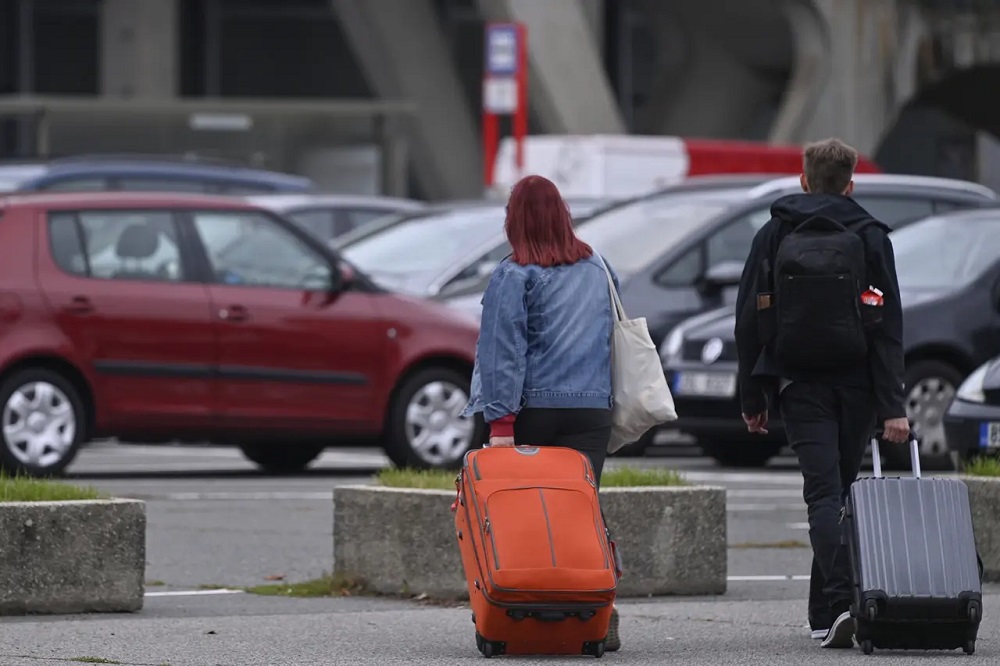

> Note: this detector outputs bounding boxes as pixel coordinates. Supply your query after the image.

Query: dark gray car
[662,207,1000,470]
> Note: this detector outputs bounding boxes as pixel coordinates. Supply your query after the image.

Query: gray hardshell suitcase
[844,432,983,655]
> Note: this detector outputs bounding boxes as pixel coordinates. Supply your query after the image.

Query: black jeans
[779,382,876,622]
[512,407,613,488]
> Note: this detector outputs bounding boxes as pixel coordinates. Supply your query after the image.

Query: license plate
[979,422,1000,449]
[673,371,737,398]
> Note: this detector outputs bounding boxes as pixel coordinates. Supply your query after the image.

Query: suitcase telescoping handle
[870,428,920,479]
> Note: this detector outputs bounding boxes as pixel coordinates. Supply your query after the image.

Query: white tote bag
[596,255,678,453]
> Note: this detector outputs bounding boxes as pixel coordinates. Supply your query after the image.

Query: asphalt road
[2,439,993,665]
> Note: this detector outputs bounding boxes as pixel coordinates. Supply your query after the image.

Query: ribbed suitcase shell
[453,446,618,658]
[845,438,983,654]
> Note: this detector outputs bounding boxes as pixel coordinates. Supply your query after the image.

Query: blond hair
[803,138,858,194]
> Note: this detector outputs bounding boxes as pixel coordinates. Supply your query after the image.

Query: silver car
[246,193,426,245]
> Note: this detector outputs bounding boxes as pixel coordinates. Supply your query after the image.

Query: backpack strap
[792,215,849,234]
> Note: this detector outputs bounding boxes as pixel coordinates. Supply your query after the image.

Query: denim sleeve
[476,264,529,422]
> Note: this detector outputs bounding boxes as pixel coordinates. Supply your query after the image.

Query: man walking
[734,138,910,649]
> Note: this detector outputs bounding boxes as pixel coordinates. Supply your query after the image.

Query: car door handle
[63,296,94,315]
[219,305,249,322]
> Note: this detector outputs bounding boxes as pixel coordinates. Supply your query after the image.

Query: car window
[192,211,332,290]
[574,191,745,277]
[346,208,393,231]
[119,178,207,193]
[705,207,771,272]
[47,210,184,282]
[655,246,703,287]
[286,208,337,242]
[892,214,1000,289]
[40,177,107,192]
[438,239,512,297]
[342,207,504,275]
[852,196,934,229]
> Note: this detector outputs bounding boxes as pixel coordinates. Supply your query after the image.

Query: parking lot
[0,439,996,665]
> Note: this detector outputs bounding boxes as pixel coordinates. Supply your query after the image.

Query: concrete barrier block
[964,477,1000,582]
[0,499,146,615]
[332,485,727,599]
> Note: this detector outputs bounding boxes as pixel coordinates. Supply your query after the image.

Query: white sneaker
[810,628,829,640]
[820,611,855,649]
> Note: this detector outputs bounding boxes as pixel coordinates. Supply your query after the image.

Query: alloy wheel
[3,381,77,469]
[403,380,475,466]
[905,376,955,458]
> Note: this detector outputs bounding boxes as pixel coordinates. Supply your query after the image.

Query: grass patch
[70,659,120,665]
[376,464,686,489]
[964,457,1000,477]
[730,540,809,550]
[244,573,366,598]
[145,580,166,587]
[196,584,231,590]
[0,471,105,502]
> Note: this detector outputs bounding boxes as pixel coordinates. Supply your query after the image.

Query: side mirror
[338,262,356,289]
[702,261,744,291]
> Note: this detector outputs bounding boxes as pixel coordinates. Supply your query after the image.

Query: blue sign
[485,24,519,76]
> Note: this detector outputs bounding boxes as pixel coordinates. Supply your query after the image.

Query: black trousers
[512,407,613,488]
[779,381,876,621]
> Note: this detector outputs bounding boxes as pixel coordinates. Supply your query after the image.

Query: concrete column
[329,0,481,200]
[773,0,925,156]
[632,0,788,140]
[475,0,625,134]
[100,0,178,98]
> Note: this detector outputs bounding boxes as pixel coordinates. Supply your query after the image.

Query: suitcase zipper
[483,507,502,569]
[537,489,558,567]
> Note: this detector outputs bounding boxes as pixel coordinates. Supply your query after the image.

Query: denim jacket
[462,252,621,423]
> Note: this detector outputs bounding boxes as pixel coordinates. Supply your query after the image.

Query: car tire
[701,440,782,468]
[383,367,485,470]
[239,443,325,473]
[0,368,87,477]
[611,429,656,457]
[883,360,963,472]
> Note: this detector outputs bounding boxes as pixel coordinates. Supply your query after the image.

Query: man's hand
[488,436,515,447]
[742,411,768,434]
[882,417,910,443]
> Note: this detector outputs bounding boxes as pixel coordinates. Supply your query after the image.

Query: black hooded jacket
[734,192,907,422]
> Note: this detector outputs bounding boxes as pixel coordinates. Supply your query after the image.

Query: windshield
[342,206,504,274]
[575,190,747,275]
[892,214,1000,289]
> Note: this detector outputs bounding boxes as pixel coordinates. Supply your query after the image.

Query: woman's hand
[488,436,515,447]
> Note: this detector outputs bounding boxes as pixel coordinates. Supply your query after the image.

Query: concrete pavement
[0,590,995,665]
[3,441,983,664]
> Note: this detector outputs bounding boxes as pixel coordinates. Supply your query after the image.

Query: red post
[482,22,527,190]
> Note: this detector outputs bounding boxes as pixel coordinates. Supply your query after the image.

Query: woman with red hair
[462,174,623,651]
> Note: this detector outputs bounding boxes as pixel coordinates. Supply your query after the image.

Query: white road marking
[680,471,804,486]
[164,491,334,501]
[145,589,245,597]
[728,575,810,582]
[727,489,803,498]
[727,503,806,512]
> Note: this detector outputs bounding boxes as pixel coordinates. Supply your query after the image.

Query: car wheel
[0,368,86,477]
[239,443,325,473]
[384,367,485,470]
[611,429,656,457]
[883,360,963,472]
[701,440,782,468]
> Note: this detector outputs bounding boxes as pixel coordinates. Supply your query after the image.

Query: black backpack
[769,216,883,370]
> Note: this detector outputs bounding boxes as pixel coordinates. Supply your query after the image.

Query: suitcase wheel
[861,639,873,656]
[582,640,606,658]
[475,632,504,658]
[964,639,976,655]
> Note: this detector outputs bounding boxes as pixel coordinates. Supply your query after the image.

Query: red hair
[505,175,593,267]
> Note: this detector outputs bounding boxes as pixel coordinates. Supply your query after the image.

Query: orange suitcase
[452,445,621,658]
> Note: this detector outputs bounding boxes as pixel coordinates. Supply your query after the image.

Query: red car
[0,192,485,476]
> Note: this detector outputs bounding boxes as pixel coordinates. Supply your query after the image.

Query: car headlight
[660,326,684,362]
[956,362,990,404]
